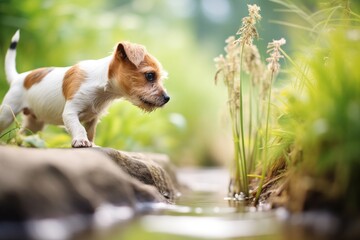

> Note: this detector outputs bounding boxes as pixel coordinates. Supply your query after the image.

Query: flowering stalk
[215,4,264,200]
[215,37,245,194]
[255,38,286,204]
[242,45,264,173]
[234,4,261,197]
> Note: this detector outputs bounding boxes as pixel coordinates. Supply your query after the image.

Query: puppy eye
[145,72,156,82]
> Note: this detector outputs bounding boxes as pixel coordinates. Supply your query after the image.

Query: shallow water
[108,168,359,240]
[107,168,284,240]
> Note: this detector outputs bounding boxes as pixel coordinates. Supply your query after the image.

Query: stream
[5,168,348,240]
[109,168,353,240]
[104,168,285,240]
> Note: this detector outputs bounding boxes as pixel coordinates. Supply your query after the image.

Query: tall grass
[266,0,360,212]
[215,4,286,200]
[216,0,360,209]
[284,29,360,213]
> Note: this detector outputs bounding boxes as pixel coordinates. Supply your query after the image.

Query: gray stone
[0,146,178,221]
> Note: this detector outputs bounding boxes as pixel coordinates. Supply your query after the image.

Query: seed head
[235,4,262,46]
[214,36,241,86]
[242,44,265,86]
[214,36,242,111]
[266,38,286,73]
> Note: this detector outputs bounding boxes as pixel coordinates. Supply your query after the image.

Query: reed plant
[215,4,286,200]
[255,38,286,204]
[215,0,359,207]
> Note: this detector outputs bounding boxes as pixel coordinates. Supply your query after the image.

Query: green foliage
[275,26,360,215]
[0,126,46,148]
[297,31,360,169]
[96,103,186,154]
[0,0,105,95]
[283,29,360,212]
[267,0,360,212]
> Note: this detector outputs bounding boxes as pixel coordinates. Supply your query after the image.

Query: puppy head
[108,42,170,112]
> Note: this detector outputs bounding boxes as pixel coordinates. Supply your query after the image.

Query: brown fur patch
[108,52,160,94]
[63,65,86,100]
[108,53,135,94]
[108,47,168,112]
[24,68,54,89]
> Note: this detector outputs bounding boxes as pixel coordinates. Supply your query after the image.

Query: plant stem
[239,44,249,196]
[255,71,274,204]
[250,126,259,173]
[227,80,243,195]
[231,105,243,193]
[250,86,261,173]
[248,79,253,171]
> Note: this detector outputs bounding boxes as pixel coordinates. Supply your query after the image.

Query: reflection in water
[141,212,282,239]
[131,168,284,239]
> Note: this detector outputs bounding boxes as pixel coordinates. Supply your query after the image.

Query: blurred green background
[1,0,357,166]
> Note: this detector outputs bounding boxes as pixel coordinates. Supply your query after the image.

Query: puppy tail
[5,30,20,84]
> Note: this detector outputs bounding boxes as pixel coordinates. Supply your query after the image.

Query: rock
[0,146,178,221]
[96,148,179,200]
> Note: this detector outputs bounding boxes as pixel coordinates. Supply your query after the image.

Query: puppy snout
[163,93,170,104]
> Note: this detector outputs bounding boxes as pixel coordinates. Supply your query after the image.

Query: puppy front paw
[72,138,92,148]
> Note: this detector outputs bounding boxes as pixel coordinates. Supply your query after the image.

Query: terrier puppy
[0,30,170,147]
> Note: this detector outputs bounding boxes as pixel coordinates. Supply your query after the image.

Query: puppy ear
[117,43,127,60]
[116,42,146,68]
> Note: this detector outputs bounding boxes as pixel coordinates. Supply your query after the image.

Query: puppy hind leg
[84,118,99,145]
[20,114,44,135]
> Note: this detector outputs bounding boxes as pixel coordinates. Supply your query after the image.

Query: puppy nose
[163,93,170,103]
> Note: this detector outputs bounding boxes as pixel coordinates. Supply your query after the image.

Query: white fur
[5,30,20,84]
[25,67,69,124]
